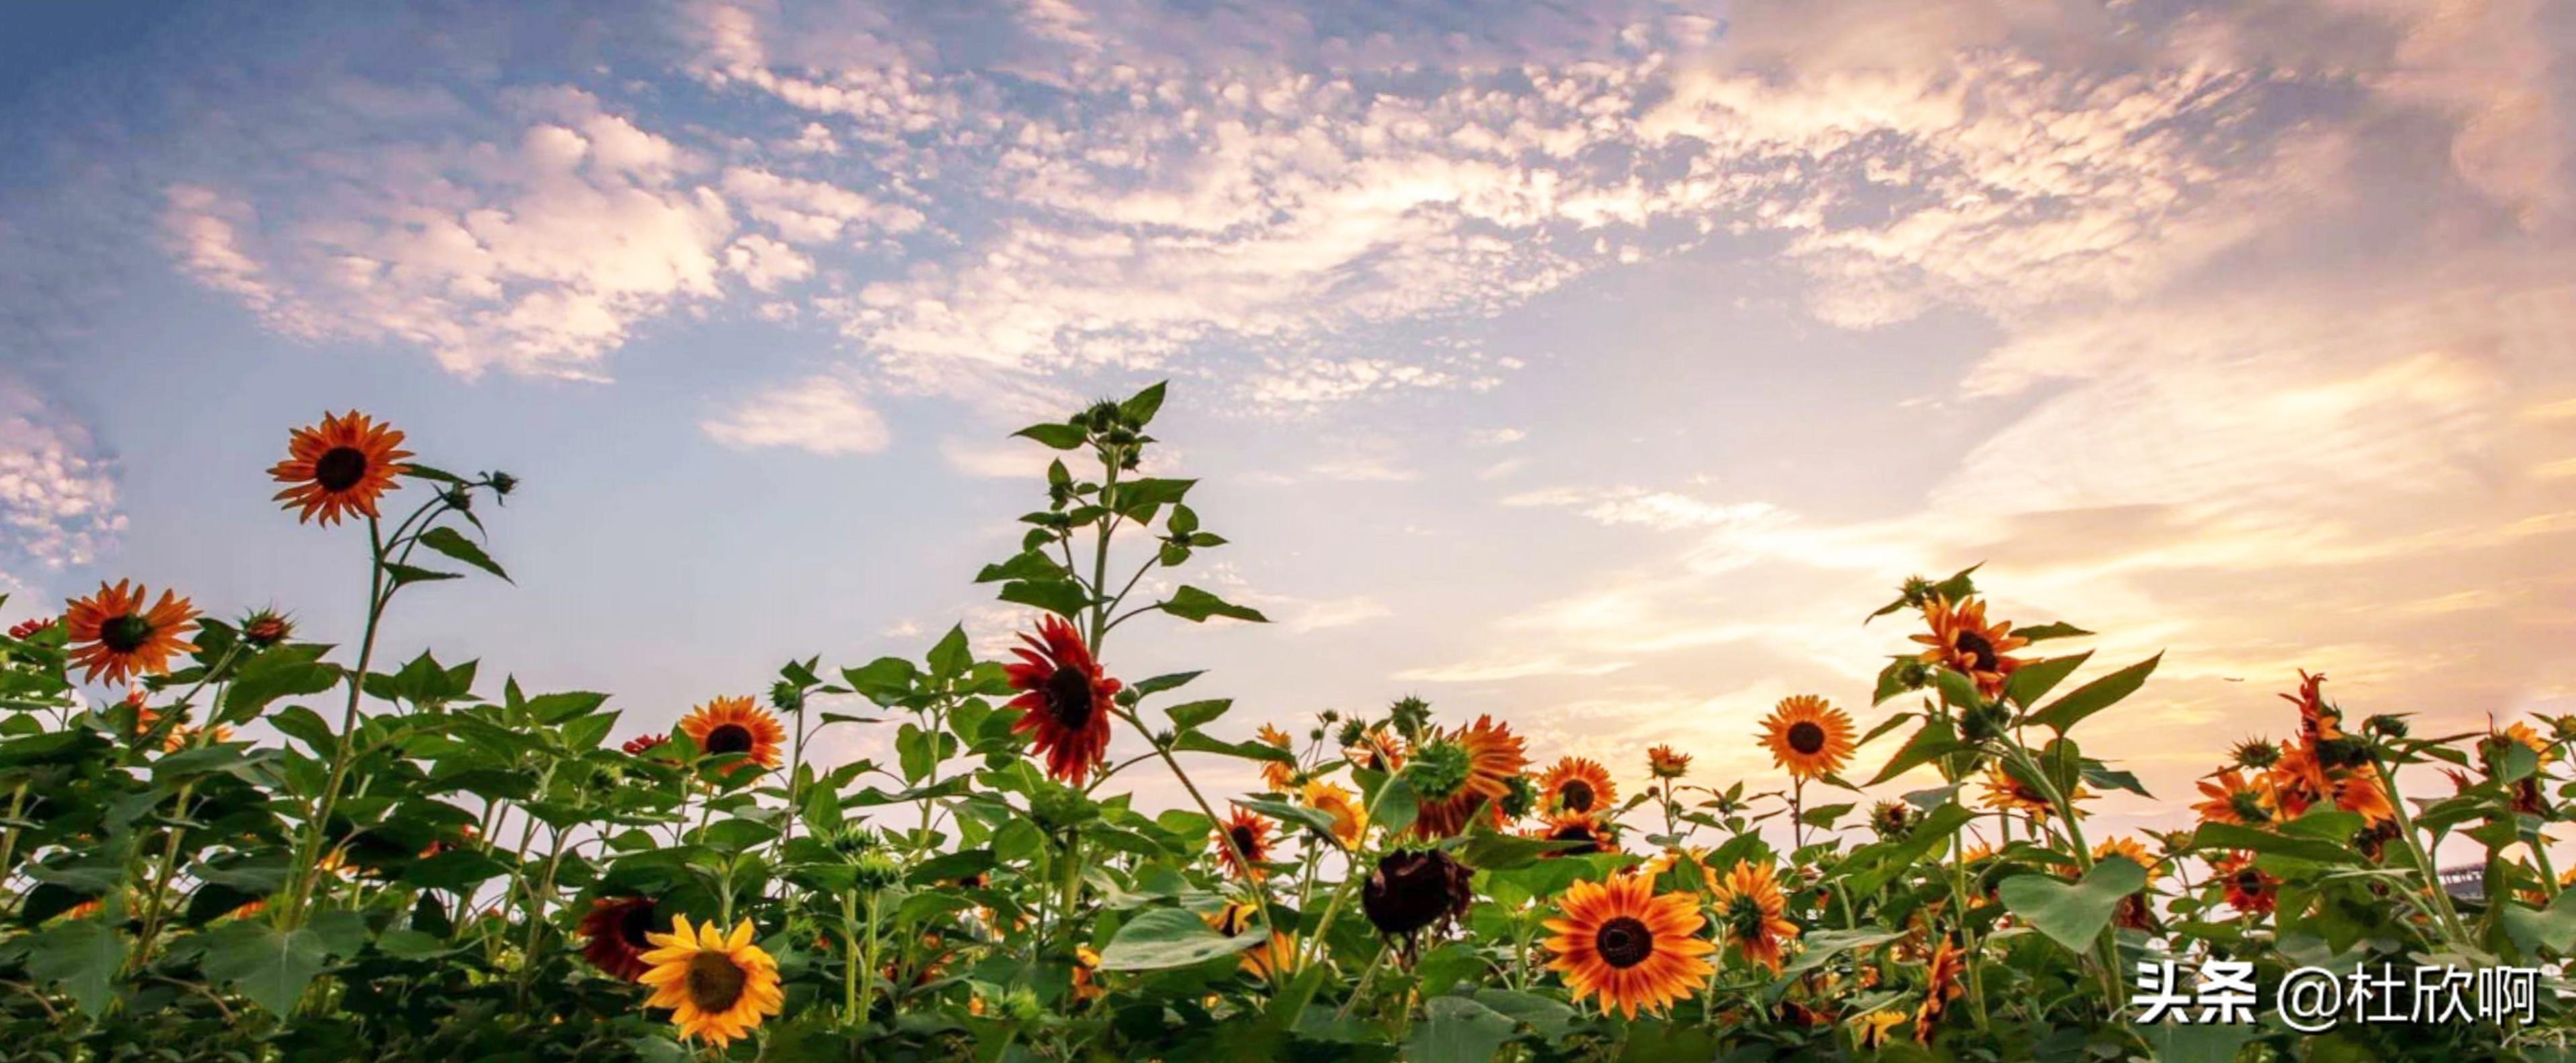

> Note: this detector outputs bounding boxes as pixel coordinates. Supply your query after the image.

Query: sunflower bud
[1960,702,2013,742]
[485,470,519,497]
[1319,709,1341,724]
[239,609,294,648]
[1870,800,1915,840]
[439,485,473,511]
[1083,402,1119,433]
[1361,849,1473,938]
[1335,720,1368,749]
[853,851,905,892]
[769,681,805,714]
[1388,695,1433,740]
[1401,740,1472,802]
[830,825,880,858]
[1028,782,1099,832]
[1500,775,1538,820]
[1893,660,1934,691]
[1897,575,1937,608]
[2364,714,2409,739]
[2315,735,2373,770]
[2229,738,2282,770]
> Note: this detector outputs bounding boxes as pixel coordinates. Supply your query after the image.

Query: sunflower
[1536,757,1617,815]
[1256,724,1299,790]
[1362,849,1474,941]
[1909,595,2029,697]
[1345,725,1408,773]
[2266,743,2331,817]
[268,411,413,526]
[1206,902,1297,978]
[1915,938,1966,1037]
[1542,874,1716,1019]
[2228,737,2284,771]
[2091,837,2162,931]
[6,616,56,640]
[64,581,200,687]
[1646,744,1692,779]
[1071,945,1105,1003]
[1635,846,1710,886]
[1407,715,1528,839]
[1706,860,1801,973]
[1003,616,1121,785]
[1530,811,1620,857]
[1854,1011,1908,1049]
[1976,764,2090,821]
[578,896,662,980]
[2332,767,2397,825]
[1759,696,1856,780]
[1214,807,1276,881]
[239,607,295,647]
[1300,778,1368,848]
[678,697,785,775]
[637,915,783,1046]
[2210,852,2278,915]
[2283,670,2341,742]
[622,733,672,758]
[2192,770,2276,826]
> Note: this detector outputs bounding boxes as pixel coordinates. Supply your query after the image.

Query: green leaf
[1160,586,1269,624]
[1130,671,1203,697]
[2187,822,2361,866]
[1120,381,1167,426]
[1171,730,1295,764]
[1997,857,2148,953]
[974,552,1065,585]
[1233,797,1339,836]
[1164,698,1233,730]
[1110,476,1194,511]
[200,921,333,1015]
[2500,890,2576,956]
[28,919,121,1014]
[1931,666,1983,711]
[404,849,513,891]
[415,526,510,583]
[2015,622,2094,642]
[925,625,974,679]
[2134,1023,2257,1063]
[1780,927,1905,976]
[999,579,1090,619]
[218,645,342,726]
[2003,650,2091,709]
[1866,718,1963,786]
[1096,907,1259,970]
[2028,652,2162,734]
[1405,996,1518,1063]
[1013,422,1088,450]
[383,562,462,587]
[841,658,919,703]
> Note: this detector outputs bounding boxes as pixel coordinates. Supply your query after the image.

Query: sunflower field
[7,383,2576,1063]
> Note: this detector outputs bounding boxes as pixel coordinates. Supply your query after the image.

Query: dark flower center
[618,901,659,949]
[1548,824,1602,855]
[1726,895,1768,936]
[705,724,755,756]
[1229,826,1258,857]
[1594,916,1654,968]
[685,950,748,1012]
[1045,667,1095,730]
[1786,721,1827,756]
[1560,780,1595,812]
[2234,870,2265,894]
[314,446,370,493]
[100,614,155,653]
[1955,630,1999,671]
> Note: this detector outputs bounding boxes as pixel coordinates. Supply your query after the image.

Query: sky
[1,0,2572,843]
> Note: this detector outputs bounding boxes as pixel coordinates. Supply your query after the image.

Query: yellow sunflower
[1256,724,1299,790]
[637,915,784,1046]
[2192,769,2276,826]
[1409,715,1528,839]
[1759,695,1856,780]
[65,581,200,687]
[1206,902,1297,978]
[1542,874,1716,1019]
[268,411,413,526]
[1706,860,1801,973]
[1300,778,1368,848]
[678,696,786,775]
[1915,937,1966,1037]
[1977,764,2091,822]
[1910,595,2029,698]
[1535,756,1618,816]
[1854,1010,1907,1048]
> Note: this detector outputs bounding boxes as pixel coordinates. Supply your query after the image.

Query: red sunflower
[65,581,200,687]
[268,411,413,526]
[1410,715,1528,839]
[580,896,663,980]
[1004,616,1120,785]
[1214,807,1276,881]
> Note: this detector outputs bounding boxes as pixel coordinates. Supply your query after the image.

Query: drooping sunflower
[1206,902,1297,978]
[578,896,662,980]
[1536,756,1617,816]
[678,697,785,775]
[1646,744,1692,779]
[1760,696,1856,780]
[1542,874,1716,1019]
[1910,595,2029,697]
[2493,720,2559,763]
[1529,811,1619,857]
[1255,724,1299,790]
[1914,937,1967,1037]
[1214,807,1276,881]
[1706,860,1801,974]
[1854,1011,1908,1049]
[2192,769,2276,826]
[1003,615,1121,785]
[1300,778,1368,848]
[636,915,784,1046]
[65,581,200,687]
[2209,852,2278,915]
[1977,763,2091,822]
[1407,715,1528,839]
[1362,849,1474,942]
[268,411,413,526]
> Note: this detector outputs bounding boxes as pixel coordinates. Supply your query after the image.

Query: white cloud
[701,376,892,456]
[0,377,124,588]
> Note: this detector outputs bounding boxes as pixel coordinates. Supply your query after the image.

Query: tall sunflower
[1706,860,1801,973]
[578,896,661,980]
[678,696,786,775]
[1408,715,1528,839]
[1646,744,1692,779]
[1003,616,1121,785]
[1535,757,1617,816]
[636,916,784,1046]
[1910,595,2029,697]
[268,411,413,526]
[1214,807,1276,881]
[1759,696,1856,780]
[1542,874,1715,1019]
[65,581,200,687]
[1206,902,1297,978]
[1300,778,1368,849]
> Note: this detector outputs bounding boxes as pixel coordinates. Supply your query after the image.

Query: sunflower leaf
[2004,651,2092,709]
[26,919,121,1015]
[2028,652,2163,734]
[1232,797,1338,835]
[199,920,334,1015]
[1013,422,1089,450]
[416,526,510,583]
[1163,698,1232,730]
[1160,586,1268,624]
[1997,857,2147,953]
[998,577,1091,619]
[1865,718,1962,787]
[1096,906,1259,971]
[384,563,462,587]
[1405,996,1518,1063]
[2016,621,2093,642]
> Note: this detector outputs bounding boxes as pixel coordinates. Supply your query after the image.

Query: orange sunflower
[2192,769,2276,826]
[1760,696,1856,780]
[2332,767,2397,825]
[1214,807,1276,881]
[1529,811,1620,857]
[1003,616,1120,785]
[579,896,662,980]
[679,696,786,775]
[1536,756,1617,816]
[1977,763,2091,822]
[1345,725,1407,773]
[268,411,413,526]
[1542,874,1716,1019]
[5,616,54,640]
[1206,902,1297,978]
[1911,595,2029,697]
[2210,852,2278,915]
[65,581,200,687]
[1256,724,1298,790]
[1706,860,1801,974]
[1646,744,1692,779]
[1409,715,1528,839]
[1915,937,1967,1037]
[1300,779,1368,848]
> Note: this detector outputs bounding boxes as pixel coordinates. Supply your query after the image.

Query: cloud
[0,377,123,589]
[701,376,892,455]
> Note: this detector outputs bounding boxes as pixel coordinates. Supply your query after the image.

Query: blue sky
[2,0,2572,834]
